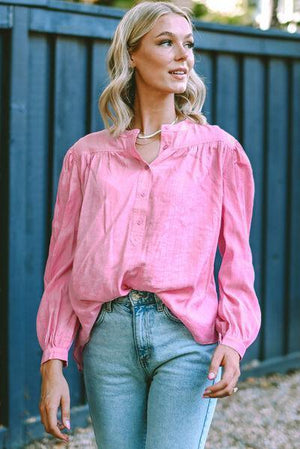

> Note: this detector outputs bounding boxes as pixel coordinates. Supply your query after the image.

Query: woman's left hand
[202,344,241,399]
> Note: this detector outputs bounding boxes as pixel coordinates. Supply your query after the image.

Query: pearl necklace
[137,116,178,139]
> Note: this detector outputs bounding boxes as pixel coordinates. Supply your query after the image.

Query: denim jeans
[82,290,222,449]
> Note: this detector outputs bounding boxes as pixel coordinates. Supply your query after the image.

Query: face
[129,13,195,95]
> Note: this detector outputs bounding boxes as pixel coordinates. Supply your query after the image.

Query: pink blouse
[36,118,261,371]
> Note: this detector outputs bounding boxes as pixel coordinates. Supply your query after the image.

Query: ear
[127,47,134,62]
[129,56,135,70]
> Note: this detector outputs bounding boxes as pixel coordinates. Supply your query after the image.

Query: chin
[153,82,187,95]
[164,82,188,92]
[173,85,187,94]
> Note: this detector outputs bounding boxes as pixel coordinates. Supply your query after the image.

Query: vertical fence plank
[195,51,214,123]
[288,61,300,353]
[215,53,240,137]
[264,59,289,359]
[0,18,10,446]
[242,55,266,362]
[90,40,110,132]
[25,33,52,424]
[7,5,29,448]
[53,35,88,182]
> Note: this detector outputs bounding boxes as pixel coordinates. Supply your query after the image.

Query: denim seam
[197,375,218,449]
[142,427,147,449]
[129,298,153,378]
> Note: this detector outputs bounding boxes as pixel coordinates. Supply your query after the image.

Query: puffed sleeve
[36,148,82,368]
[216,140,261,360]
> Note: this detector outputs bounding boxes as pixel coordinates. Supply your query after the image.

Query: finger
[46,405,69,442]
[205,353,240,393]
[57,420,65,430]
[39,402,48,431]
[204,368,237,395]
[206,379,238,398]
[203,378,227,395]
[203,373,239,398]
[39,398,52,433]
[61,393,71,430]
[206,347,223,380]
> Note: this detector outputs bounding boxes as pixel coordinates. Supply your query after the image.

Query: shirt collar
[118,117,193,156]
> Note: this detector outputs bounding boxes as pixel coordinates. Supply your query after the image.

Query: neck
[131,91,177,135]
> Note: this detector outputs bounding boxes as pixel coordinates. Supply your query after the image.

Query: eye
[158,39,172,46]
[187,41,195,49]
[158,39,195,49]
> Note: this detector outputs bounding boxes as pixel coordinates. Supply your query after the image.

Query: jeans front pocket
[112,301,132,315]
[162,304,183,324]
[94,303,107,326]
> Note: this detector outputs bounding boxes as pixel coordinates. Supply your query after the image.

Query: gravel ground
[25,369,300,449]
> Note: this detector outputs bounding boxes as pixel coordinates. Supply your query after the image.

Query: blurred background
[67,0,300,32]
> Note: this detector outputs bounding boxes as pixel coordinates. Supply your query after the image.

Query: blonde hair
[98,0,208,138]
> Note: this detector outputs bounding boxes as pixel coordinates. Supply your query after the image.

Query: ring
[233,387,239,393]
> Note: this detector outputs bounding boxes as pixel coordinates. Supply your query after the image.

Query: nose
[174,44,189,61]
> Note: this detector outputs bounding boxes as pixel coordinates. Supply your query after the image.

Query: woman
[37,1,261,448]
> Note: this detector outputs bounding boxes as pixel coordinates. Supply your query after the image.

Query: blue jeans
[82,290,222,449]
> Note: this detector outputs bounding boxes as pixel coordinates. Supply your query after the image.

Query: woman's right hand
[39,359,71,442]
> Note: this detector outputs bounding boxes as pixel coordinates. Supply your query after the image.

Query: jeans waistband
[112,289,164,308]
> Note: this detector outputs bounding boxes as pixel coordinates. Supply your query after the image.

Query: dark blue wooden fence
[0,0,299,447]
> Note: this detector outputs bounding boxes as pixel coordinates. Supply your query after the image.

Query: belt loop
[128,291,135,309]
[105,300,113,312]
[154,293,164,311]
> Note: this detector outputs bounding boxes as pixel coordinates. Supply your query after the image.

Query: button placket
[129,169,151,247]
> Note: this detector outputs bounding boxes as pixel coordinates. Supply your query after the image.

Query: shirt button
[137,220,142,225]
[140,192,145,197]
[163,144,168,150]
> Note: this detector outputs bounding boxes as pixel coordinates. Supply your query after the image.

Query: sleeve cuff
[218,334,246,360]
[41,347,69,368]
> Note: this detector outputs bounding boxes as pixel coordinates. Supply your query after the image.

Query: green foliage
[192,3,209,18]
[64,0,300,32]
[66,0,134,7]
[113,0,134,8]
[192,1,257,27]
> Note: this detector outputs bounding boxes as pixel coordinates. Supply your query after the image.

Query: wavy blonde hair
[98,0,208,138]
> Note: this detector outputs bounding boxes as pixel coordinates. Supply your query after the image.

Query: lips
[169,72,187,80]
[168,68,187,74]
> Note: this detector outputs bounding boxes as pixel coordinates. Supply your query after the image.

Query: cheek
[188,54,195,68]
[139,56,169,79]
[149,52,171,69]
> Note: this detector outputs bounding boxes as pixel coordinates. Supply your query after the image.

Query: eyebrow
[155,31,194,39]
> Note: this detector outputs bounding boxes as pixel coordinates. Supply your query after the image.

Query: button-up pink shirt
[36,118,261,371]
